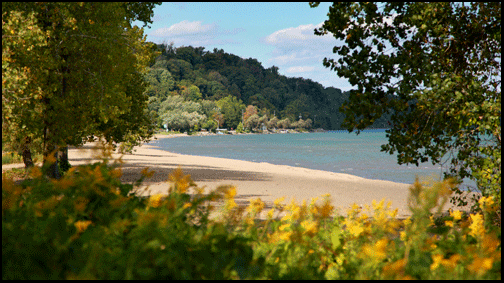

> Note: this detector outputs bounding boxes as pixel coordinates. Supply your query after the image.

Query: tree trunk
[58,146,71,173]
[21,136,34,168]
[44,143,60,179]
[43,124,61,179]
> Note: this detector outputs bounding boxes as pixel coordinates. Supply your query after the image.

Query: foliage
[3,150,501,279]
[216,96,246,129]
[2,159,501,279]
[2,3,160,177]
[2,151,23,165]
[148,45,393,132]
[311,2,501,207]
[236,122,244,134]
[244,114,260,131]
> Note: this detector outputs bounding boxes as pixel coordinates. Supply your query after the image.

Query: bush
[2,148,501,279]
[236,122,244,134]
[2,151,23,164]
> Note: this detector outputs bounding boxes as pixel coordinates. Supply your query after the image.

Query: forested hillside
[145,44,391,131]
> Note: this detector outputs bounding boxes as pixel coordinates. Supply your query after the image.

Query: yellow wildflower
[224,186,237,199]
[291,205,301,221]
[450,209,463,221]
[442,254,462,269]
[318,199,334,218]
[468,213,485,238]
[482,234,500,254]
[359,213,369,221]
[347,222,364,237]
[245,216,254,226]
[310,197,319,206]
[400,231,407,241]
[247,198,265,214]
[467,256,494,276]
[301,220,318,236]
[429,215,435,226]
[444,220,454,227]
[225,199,237,211]
[194,186,205,195]
[74,220,92,233]
[430,254,444,270]
[279,223,291,231]
[274,196,285,207]
[281,213,292,222]
[148,194,163,208]
[279,231,293,241]
[423,235,438,251]
[361,238,388,262]
[267,208,275,219]
[372,199,385,211]
[169,167,192,193]
[383,258,407,277]
[182,202,192,209]
[351,203,361,212]
[478,196,497,212]
[403,217,412,226]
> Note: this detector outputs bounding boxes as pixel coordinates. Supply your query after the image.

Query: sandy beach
[63,134,482,218]
[2,133,478,218]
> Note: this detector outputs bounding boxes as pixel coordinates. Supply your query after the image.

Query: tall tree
[216,95,246,129]
[2,2,161,178]
[311,2,501,205]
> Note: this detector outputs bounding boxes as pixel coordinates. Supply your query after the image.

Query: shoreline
[64,139,478,219]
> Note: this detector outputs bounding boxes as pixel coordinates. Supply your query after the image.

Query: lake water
[147,130,476,190]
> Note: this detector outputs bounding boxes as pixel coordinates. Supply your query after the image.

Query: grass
[2,151,23,165]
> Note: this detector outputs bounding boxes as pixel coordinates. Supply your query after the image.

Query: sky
[132,2,353,91]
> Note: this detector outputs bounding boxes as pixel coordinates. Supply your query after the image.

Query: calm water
[147,130,475,189]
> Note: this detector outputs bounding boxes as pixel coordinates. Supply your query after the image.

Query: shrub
[2,147,501,279]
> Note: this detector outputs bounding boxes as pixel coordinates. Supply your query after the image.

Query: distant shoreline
[152,128,391,139]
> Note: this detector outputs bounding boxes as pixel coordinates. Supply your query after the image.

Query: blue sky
[133,2,352,91]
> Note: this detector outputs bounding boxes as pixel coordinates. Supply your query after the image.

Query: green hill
[145,44,392,131]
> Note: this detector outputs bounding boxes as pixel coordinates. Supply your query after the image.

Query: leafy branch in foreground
[311,2,501,209]
[2,148,500,279]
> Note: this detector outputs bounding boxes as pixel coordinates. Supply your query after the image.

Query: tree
[244,114,260,131]
[278,118,291,130]
[182,85,203,101]
[267,116,279,129]
[3,2,160,178]
[236,122,244,133]
[243,105,258,122]
[2,11,47,168]
[311,2,501,205]
[216,95,245,129]
[305,118,313,130]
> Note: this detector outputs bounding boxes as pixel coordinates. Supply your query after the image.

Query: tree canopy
[146,43,394,132]
[311,2,501,205]
[2,2,161,178]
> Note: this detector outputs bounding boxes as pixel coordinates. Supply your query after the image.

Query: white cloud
[285,66,315,74]
[149,20,245,47]
[151,20,217,37]
[264,23,330,45]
